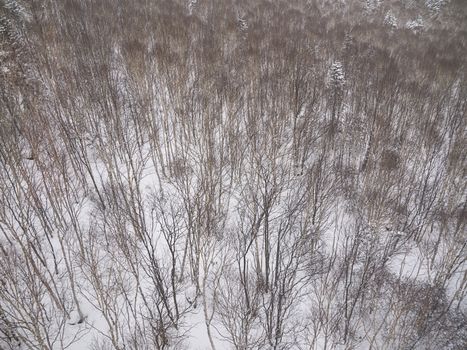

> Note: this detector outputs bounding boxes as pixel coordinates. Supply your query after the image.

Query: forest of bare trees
[0,0,466,349]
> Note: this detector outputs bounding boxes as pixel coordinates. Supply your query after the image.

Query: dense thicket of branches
[1,0,466,349]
